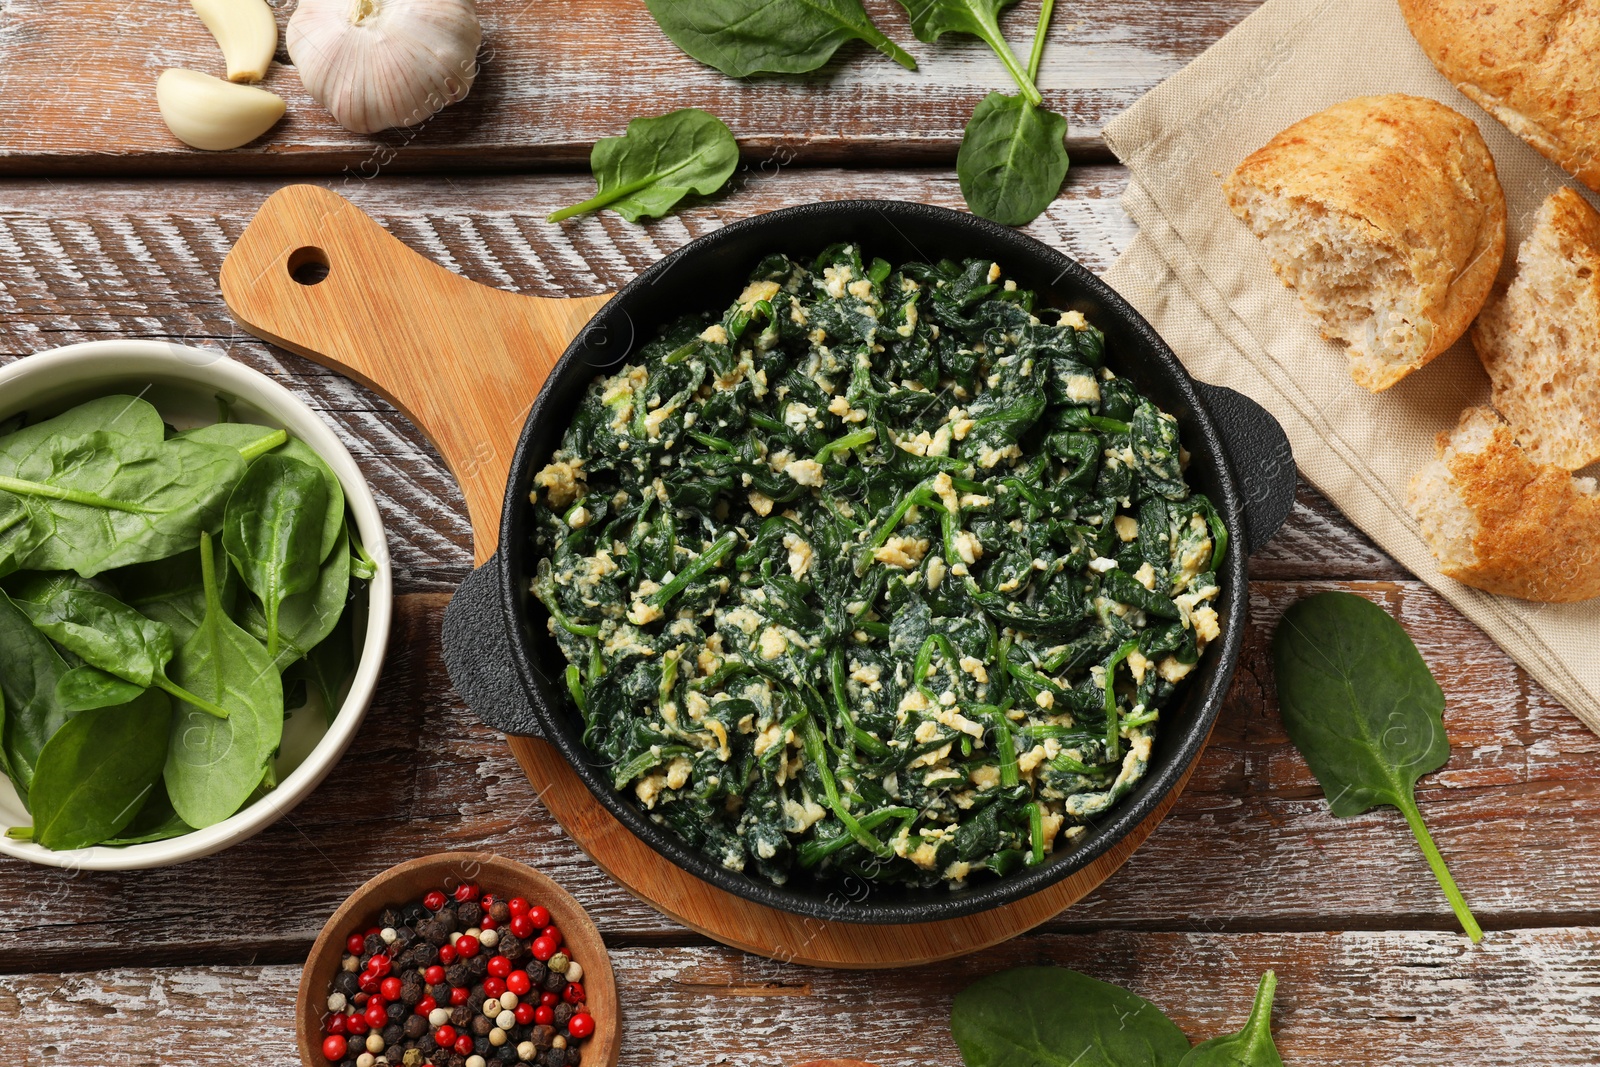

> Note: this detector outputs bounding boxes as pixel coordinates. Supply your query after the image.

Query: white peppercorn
[429,1008,452,1028]
[342,955,362,973]
[499,991,518,1011]
[366,1032,385,1054]
[496,1009,515,1029]
[490,1028,508,1047]
[466,1057,487,1067]
[328,992,349,1012]
[480,928,500,948]
[380,927,399,945]
[482,998,502,1018]
[464,927,482,940]
[553,1036,567,1050]
[564,962,582,983]
[517,1041,537,1062]
[357,1054,376,1067]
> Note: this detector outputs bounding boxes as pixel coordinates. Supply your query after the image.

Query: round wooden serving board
[220,185,1211,969]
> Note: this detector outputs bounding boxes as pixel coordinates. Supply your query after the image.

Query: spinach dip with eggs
[528,245,1226,890]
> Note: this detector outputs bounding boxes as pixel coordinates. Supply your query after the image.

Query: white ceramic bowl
[0,341,392,869]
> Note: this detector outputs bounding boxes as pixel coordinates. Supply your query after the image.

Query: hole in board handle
[288,246,331,287]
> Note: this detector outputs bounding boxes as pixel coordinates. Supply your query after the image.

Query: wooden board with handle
[220,184,1214,968]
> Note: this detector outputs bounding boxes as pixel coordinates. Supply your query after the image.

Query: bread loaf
[1408,407,1600,603]
[1472,187,1600,470]
[1225,95,1505,391]
[1399,0,1600,192]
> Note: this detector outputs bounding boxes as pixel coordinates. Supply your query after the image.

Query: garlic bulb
[287,0,482,135]
[191,0,278,83]
[156,68,286,151]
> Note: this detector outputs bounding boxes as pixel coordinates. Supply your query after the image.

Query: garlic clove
[156,68,286,151]
[287,0,482,135]
[191,0,279,83]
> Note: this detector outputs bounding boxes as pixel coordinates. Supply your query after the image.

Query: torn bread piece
[1472,187,1600,470]
[1224,94,1506,391]
[1407,407,1600,603]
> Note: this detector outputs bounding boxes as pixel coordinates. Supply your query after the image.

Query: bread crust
[1472,187,1600,469]
[1225,94,1506,390]
[1412,408,1600,603]
[1399,0,1600,192]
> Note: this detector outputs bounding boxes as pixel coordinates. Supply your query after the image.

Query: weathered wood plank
[3,929,1598,1065]
[0,0,1263,174]
[0,579,1592,969]
[0,168,1403,585]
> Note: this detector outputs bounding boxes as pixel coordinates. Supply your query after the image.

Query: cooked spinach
[1272,590,1483,942]
[897,0,1040,104]
[549,109,742,224]
[0,395,375,849]
[6,574,231,720]
[222,453,329,659]
[164,532,284,830]
[529,247,1224,888]
[15,688,171,851]
[1177,972,1283,1067]
[643,0,917,77]
[952,966,1191,1067]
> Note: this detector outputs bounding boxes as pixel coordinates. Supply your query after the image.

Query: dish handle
[1194,382,1296,555]
[442,553,546,739]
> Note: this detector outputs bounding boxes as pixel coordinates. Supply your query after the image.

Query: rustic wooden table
[1,2,1597,1063]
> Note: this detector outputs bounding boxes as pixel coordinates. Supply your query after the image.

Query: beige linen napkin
[1100,0,1600,732]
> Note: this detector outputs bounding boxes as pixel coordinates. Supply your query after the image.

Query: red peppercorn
[514,1003,536,1026]
[508,897,529,915]
[482,977,506,999]
[506,971,532,997]
[453,883,479,903]
[380,976,403,1001]
[326,1013,348,1036]
[526,906,550,928]
[346,934,366,955]
[563,982,585,1005]
[454,1035,475,1056]
[424,965,446,985]
[437,944,457,965]
[539,992,559,1007]
[366,954,392,977]
[480,894,495,908]
[479,915,498,931]
[322,1035,348,1060]
[364,1002,387,1029]
[509,915,535,939]
[345,1014,369,1037]
[433,1025,457,1048]
[454,934,481,958]
[487,955,512,979]
[530,936,556,962]
[534,1005,554,1025]
[356,972,380,995]
[449,987,470,1007]
[540,925,563,948]
[424,890,447,912]
[414,995,437,1017]
[567,1013,595,1040]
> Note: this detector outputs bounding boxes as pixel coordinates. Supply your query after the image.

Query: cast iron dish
[443,201,1296,924]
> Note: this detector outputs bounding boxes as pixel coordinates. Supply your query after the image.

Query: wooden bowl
[297,852,618,1067]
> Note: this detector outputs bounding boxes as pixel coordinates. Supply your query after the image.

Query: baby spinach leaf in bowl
[1272,590,1482,942]
[0,589,73,796]
[222,453,329,659]
[549,109,741,224]
[643,0,917,77]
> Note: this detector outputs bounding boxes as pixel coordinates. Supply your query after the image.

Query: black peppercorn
[456,901,483,928]
[401,975,424,1006]
[364,934,387,957]
[428,1050,450,1067]
[334,971,361,997]
[531,1025,555,1050]
[496,1046,518,1064]
[402,902,426,925]
[395,925,419,948]
[387,1001,408,1023]
[420,921,449,946]
[419,1035,437,1054]
[404,1015,429,1041]
[567,1048,580,1067]
[445,963,471,988]
[467,991,487,1013]
[413,941,440,967]
[383,1021,404,1044]
[437,906,459,934]
[428,982,451,1003]
[380,907,402,929]
[471,1015,493,1038]
[489,901,511,923]
[466,954,489,981]
[451,1004,472,1029]
[553,1003,573,1028]
[497,934,527,962]
[523,960,545,984]
[541,969,565,993]
[448,1055,468,1067]
[547,1050,568,1067]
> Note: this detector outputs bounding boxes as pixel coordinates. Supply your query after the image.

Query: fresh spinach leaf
[895,0,1040,104]
[548,109,741,224]
[0,493,41,579]
[293,606,356,725]
[0,588,74,795]
[275,437,345,563]
[7,576,231,721]
[222,454,328,659]
[112,547,238,647]
[55,665,147,712]
[643,0,916,77]
[19,688,171,850]
[242,523,351,671]
[177,422,287,462]
[1177,972,1283,1067]
[1272,590,1482,942]
[348,520,378,581]
[0,429,245,577]
[957,91,1068,225]
[0,396,166,460]
[102,786,192,845]
[952,967,1191,1067]
[164,533,283,829]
